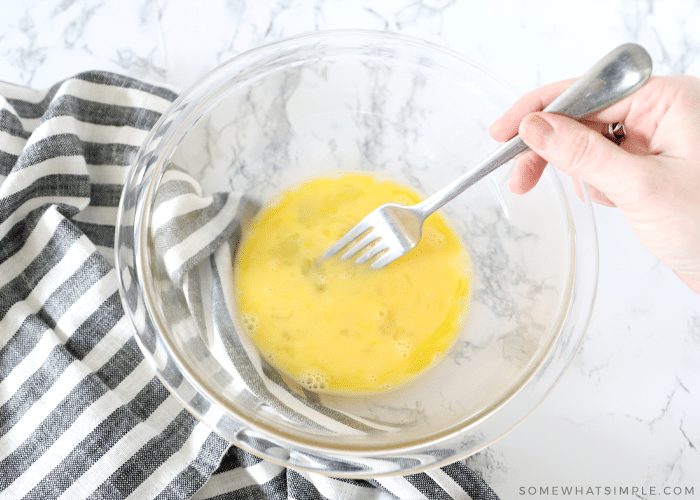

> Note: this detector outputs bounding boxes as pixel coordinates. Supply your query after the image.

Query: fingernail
[520,113,554,150]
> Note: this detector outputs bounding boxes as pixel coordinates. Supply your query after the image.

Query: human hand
[489,75,700,294]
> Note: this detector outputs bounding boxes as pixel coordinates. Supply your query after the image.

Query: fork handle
[415,43,652,217]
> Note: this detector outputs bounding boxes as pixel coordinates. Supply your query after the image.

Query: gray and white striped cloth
[0,71,501,500]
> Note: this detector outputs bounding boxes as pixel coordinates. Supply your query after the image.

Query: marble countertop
[3,1,699,498]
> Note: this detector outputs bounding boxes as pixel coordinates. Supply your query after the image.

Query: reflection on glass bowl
[115,30,598,477]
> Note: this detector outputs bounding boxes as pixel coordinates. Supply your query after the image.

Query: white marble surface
[3,0,700,498]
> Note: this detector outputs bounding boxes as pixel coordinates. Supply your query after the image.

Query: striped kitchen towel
[0,70,500,500]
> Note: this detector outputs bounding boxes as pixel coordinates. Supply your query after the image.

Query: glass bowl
[115,30,597,477]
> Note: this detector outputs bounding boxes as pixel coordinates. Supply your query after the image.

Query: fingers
[490,79,576,142]
[491,76,686,204]
[506,119,608,195]
[578,179,617,207]
[493,78,634,201]
[510,152,617,206]
[489,77,667,144]
[508,151,547,194]
[517,112,649,206]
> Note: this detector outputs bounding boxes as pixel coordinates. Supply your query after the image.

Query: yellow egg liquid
[234,172,472,395]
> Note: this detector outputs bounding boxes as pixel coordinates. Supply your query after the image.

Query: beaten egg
[234,172,472,395]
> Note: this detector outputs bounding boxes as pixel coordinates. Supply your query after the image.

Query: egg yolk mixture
[234,172,472,395]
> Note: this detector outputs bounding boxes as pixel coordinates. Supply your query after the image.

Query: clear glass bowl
[115,30,598,477]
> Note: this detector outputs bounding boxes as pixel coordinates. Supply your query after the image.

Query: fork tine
[341,230,381,260]
[355,240,387,264]
[369,250,400,269]
[322,222,372,259]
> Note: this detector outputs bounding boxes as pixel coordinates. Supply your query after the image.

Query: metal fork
[322,43,652,269]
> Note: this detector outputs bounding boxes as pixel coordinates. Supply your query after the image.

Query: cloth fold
[0,71,500,500]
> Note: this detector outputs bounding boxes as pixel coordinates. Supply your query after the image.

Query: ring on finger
[604,122,626,145]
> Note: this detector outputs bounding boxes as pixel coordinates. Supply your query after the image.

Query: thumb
[518,112,644,203]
